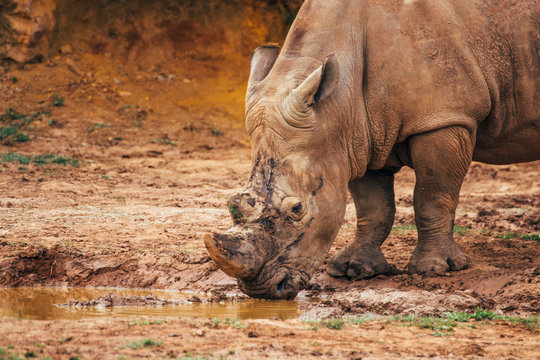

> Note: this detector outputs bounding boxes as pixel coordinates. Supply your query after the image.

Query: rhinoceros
[205,0,540,299]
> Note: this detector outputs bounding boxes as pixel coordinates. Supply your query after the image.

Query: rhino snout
[227,192,264,224]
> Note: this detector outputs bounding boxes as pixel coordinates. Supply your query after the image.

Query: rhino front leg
[408,126,473,274]
[327,169,396,279]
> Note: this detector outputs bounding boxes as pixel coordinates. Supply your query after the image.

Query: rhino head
[205,46,356,299]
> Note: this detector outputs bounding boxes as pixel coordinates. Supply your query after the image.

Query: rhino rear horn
[292,54,339,107]
[247,45,280,91]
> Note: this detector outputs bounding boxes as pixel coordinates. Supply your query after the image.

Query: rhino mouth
[238,265,309,300]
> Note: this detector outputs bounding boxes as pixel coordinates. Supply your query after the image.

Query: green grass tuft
[0,108,52,145]
[471,308,498,320]
[126,338,162,350]
[51,94,65,107]
[0,153,78,167]
[306,318,346,330]
[88,123,111,133]
[522,234,540,241]
[151,135,176,146]
[391,224,417,235]
[453,225,470,236]
[494,231,540,242]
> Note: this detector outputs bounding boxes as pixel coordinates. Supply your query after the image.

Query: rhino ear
[247,45,280,89]
[293,54,339,106]
[316,54,339,102]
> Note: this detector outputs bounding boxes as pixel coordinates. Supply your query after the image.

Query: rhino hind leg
[327,170,396,279]
[407,125,473,274]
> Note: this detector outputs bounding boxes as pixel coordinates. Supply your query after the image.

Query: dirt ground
[0,25,539,360]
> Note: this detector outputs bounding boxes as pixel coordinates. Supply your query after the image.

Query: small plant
[0,125,30,144]
[393,315,458,335]
[514,316,539,331]
[499,231,522,240]
[453,225,470,236]
[128,318,166,327]
[51,94,65,106]
[305,318,346,330]
[211,129,223,136]
[211,317,221,328]
[345,314,374,325]
[0,108,52,145]
[88,122,111,133]
[179,355,209,360]
[227,319,246,329]
[496,232,540,242]
[0,125,28,144]
[0,153,79,167]
[522,234,540,242]
[126,338,162,350]
[442,311,471,322]
[471,308,498,321]
[322,318,345,330]
[391,224,417,235]
[152,135,176,146]
[59,336,73,344]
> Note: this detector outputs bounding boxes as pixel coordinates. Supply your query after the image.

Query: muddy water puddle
[0,288,299,320]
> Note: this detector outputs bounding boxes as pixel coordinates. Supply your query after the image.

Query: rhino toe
[407,244,470,275]
[327,246,391,279]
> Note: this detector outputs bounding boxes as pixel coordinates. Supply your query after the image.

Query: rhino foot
[407,242,470,275]
[327,245,392,279]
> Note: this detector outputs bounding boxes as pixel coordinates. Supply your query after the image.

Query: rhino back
[275,1,539,167]
[361,0,539,166]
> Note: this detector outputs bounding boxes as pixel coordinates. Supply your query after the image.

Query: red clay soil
[0,36,538,360]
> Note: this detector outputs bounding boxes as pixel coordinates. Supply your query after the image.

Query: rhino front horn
[204,229,265,280]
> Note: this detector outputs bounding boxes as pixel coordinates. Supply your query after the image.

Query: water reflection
[0,287,299,321]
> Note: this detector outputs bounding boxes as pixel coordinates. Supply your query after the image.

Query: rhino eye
[291,203,303,214]
[281,197,305,221]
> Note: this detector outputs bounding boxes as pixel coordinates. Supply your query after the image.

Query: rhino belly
[473,120,540,165]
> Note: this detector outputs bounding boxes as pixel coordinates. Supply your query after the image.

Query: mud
[57,293,187,308]
[0,2,539,356]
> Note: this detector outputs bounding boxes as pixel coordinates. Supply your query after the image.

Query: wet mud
[0,21,538,357]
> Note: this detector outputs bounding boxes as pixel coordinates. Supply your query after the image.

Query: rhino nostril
[276,276,288,293]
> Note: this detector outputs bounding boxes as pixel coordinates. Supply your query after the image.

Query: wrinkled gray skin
[205,0,540,299]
